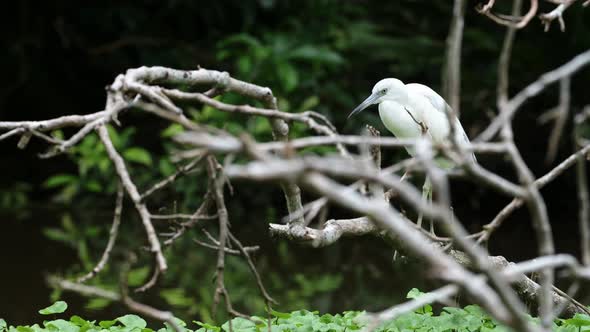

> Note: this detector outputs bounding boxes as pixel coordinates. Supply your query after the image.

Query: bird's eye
[381,89,387,94]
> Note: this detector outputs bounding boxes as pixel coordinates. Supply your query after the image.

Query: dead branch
[539,0,578,31]
[478,142,590,243]
[77,183,124,283]
[443,0,466,114]
[228,232,276,305]
[545,77,571,163]
[477,49,590,142]
[574,110,590,266]
[97,125,168,272]
[477,0,538,29]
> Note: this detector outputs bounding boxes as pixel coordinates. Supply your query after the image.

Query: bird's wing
[406,83,476,163]
[406,83,446,113]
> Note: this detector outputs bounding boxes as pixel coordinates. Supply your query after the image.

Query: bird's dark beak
[348,93,380,119]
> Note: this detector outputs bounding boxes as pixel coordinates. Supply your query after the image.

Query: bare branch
[270,217,378,248]
[479,142,590,243]
[97,125,167,272]
[193,238,259,256]
[478,49,590,142]
[477,0,538,29]
[574,112,590,265]
[228,232,276,305]
[78,183,124,283]
[0,111,108,132]
[141,156,203,201]
[497,0,521,108]
[443,0,466,114]
[206,156,235,317]
[135,267,160,293]
[539,0,578,31]
[545,77,571,163]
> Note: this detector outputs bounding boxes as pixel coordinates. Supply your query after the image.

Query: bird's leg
[400,170,409,182]
[427,185,434,235]
[417,177,432,229]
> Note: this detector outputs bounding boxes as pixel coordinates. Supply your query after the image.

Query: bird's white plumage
[351,78,475,168]
[405,83,474,160]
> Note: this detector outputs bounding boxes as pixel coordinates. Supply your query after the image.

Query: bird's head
[348,78,406,118]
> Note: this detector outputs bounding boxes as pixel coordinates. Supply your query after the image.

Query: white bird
[349,78,475,230]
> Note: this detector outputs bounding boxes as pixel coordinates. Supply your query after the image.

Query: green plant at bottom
[4,289,590,332]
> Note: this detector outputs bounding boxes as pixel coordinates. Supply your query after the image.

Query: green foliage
[43,125,157,202]
[217,32,342,94]
[0,181,31,215]
[38,301,68,315]
[405,288,432,315]
[8,298,590,332]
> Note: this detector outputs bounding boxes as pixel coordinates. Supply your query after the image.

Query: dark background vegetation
[1,0,589,326]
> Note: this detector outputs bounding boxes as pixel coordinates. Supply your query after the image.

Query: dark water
[0,206,80,323]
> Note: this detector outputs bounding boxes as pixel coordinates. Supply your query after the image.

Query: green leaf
[270,309,292,319]
[106,125,122,149]
[69,316,89,327]
[464,305,487,318]
[116,315,147,329]
[161,124,185,138]
[42,228,71,244]
[160,288,194,307]
[98,320,116,329]
[237,56,252,75]
[194,322,220,332]
[164,318,186,332]
[83,180,102,193]
[39,301,68,315]
[217,33,262,50]
[44,319,79,332]
[86,298,111,311]
[0,319,7,332]
[221,318,256,332]
[406,288,425,299]
[406,288,432,314]
[278,63,298,93]
[564,314,590,327]
[127,266,151,287]
[158,159,176,177]
[123,148,152,166]
[43,174,77,189]
[289,45,344,65]
[51,130,65,140]
[298,96,320,112]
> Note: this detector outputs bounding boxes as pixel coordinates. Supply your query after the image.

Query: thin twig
[206,156,233,318]
[574,112,590,265]
[228,232,276,305]
[78,183,124,283]
[141,157,203,201]
[545,77,571,163]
